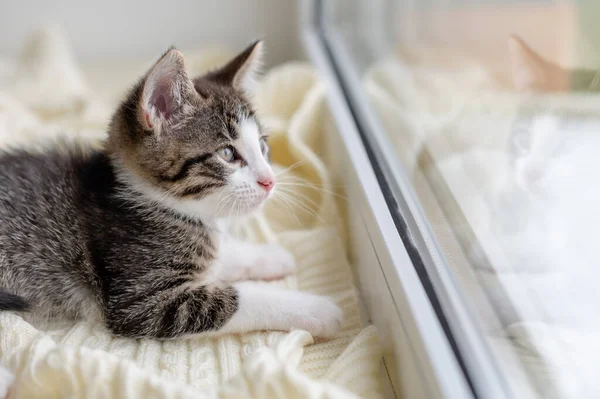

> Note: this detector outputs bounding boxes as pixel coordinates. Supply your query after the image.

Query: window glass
[323,0,600,397]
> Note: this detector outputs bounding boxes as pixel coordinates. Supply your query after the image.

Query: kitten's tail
[0,291,29,311]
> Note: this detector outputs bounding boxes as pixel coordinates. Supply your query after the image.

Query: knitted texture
[0,26,382,398]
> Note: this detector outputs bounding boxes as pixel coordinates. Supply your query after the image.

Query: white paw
[252,244,296,281]
[290,294,343,338]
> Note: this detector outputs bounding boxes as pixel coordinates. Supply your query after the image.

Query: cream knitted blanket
[0,26,382,398]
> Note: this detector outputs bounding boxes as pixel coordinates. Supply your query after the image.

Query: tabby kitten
[508,35,600,92]
[0,42,343,339]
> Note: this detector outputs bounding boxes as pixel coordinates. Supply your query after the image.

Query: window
[309,0,600,397]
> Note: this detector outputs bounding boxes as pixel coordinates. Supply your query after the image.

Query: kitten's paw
[291,294,343,338]
[252,244,296,281]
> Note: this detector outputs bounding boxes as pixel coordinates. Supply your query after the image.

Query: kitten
[508,34,600,92]
[0,42,343,340]
[490,106,600,326]
[508,108,600,203]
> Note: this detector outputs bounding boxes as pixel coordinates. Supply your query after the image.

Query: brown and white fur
[0,42,343,393]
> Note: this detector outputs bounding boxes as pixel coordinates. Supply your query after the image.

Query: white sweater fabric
[0,26,382,399]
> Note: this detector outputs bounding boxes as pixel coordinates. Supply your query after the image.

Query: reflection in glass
[327,0,600,397]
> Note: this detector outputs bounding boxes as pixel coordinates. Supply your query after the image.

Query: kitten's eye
[259,137,269,155]
[217,146,235,162]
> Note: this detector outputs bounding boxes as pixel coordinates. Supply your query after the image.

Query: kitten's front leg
[106,280,343,339]
[222,282,344,338]
[216,237,296,282]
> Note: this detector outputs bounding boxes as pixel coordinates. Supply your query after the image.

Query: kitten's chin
[238,196,271,216]
[214,196,270,219]
[210,183,274,219]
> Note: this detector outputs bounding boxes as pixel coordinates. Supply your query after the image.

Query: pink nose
[257,178,275,192]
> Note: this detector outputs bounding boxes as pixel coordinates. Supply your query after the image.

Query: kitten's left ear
[206,41,264,93]
[141,48,196,132]
[508,35,564,92]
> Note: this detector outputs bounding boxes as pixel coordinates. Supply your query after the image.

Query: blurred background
[0,0,303,65]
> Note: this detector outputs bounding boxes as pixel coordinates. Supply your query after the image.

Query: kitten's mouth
[236,190,273,215]
[256,189,273,207]
[264,184,275,198]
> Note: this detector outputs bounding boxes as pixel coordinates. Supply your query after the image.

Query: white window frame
[300,1,515,398]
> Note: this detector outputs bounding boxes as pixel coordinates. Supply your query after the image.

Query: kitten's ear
[140,48,194,132]
[206,41,264,93]
[508,35,552,91]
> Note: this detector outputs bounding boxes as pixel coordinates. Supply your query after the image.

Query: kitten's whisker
[215,192,235,217]
[276,187,323,210]
[277,175,334,185]
[272,190,324,223]
[276,194,323,223]
[235,198,243,220]
[276,175,346,189]
[215,197,231,218]
[228,196,239,221]
[276,182,347,200]
[275,160,306,177]
[275,195,303,227]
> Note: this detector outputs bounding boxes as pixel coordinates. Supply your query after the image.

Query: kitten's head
[510,111,563,194]
[509,109,599,199]
[108,42,275,220]
[508,35,567,92]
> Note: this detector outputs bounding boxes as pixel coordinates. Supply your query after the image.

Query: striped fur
[0,42,343,340]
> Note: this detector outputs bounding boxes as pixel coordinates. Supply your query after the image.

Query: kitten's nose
[257,177,275,192]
